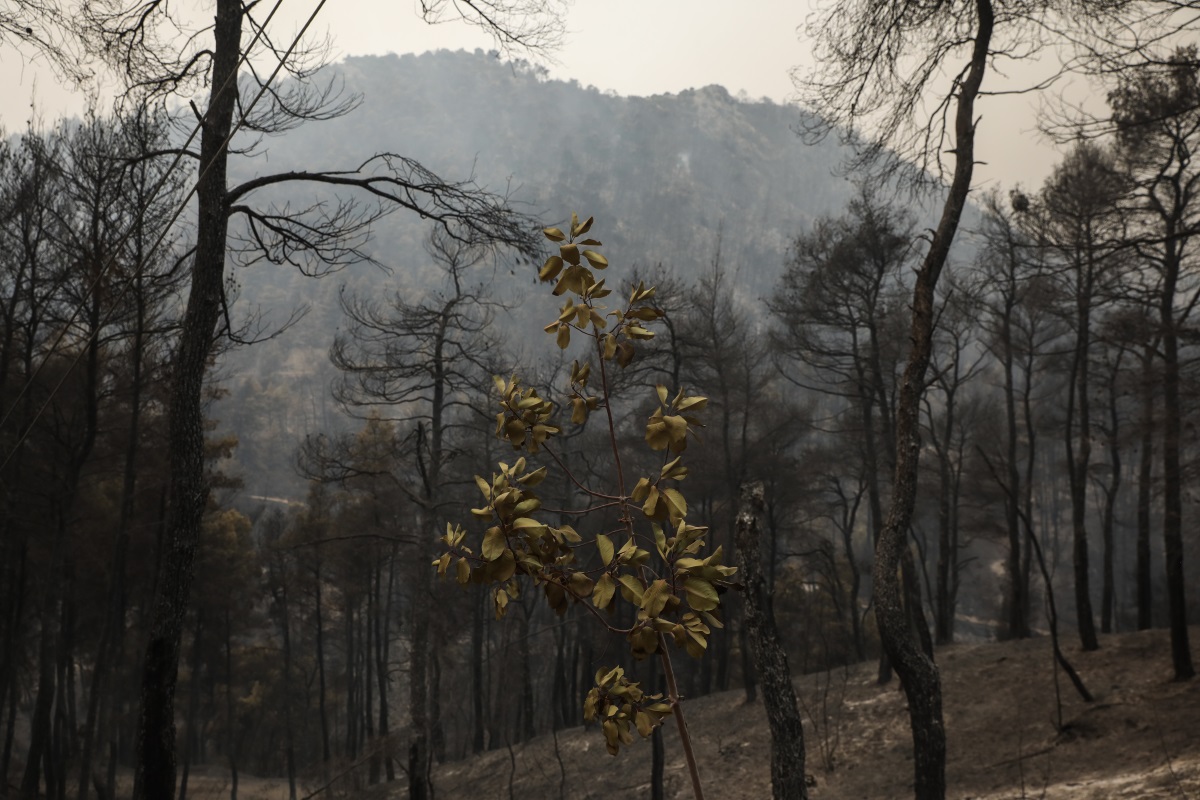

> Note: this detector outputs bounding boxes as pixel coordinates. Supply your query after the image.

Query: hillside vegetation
[213,49,888,500]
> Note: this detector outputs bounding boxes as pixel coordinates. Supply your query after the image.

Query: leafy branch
[433,214,736,799]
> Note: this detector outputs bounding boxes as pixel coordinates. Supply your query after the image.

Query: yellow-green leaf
[593,573,616,610]
[684,577,720,611]
[560,243,580,266]
[518,466,547,486]
[661,488,687,525]
[618,574,644,604]
[539,255,564,282]
[482,527,506,561]
[641,579,671,618]
[642,485,660,518]
[596,533,615,566]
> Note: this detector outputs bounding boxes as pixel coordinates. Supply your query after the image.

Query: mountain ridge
[216,49,890,499]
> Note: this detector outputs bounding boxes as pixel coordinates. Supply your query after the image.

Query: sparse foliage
[435,215,737,799]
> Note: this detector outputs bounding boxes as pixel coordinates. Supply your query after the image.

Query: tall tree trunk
[80,279,147,800]
[1064,266,1098,652]
[276,577,298,800]
[315,559,332,792]
[1001,293,1028,640]
[1098,347,1124,634]
[873,5,992,799]
[736,483,807,800]
[471,591,485,754]
[408,542,432,800]
[1160,240,1195,681]
[860,394,891,684]
[225,608,238,800]
[344,597,357,760]
[1136,344,1154,631]
[379,546,396,781]
[178,613,203,800]
[20,608,55,800]
[133,3,242,797]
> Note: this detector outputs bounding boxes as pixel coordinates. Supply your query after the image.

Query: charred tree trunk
[133,3,242,797]
[177,613,204,800]
[873,5,993,799]
[471,589,485,754]
[1160,238,1195,681]
[1064,261,1099,652]
[1136,344,1154,631]
[736,483,807,800]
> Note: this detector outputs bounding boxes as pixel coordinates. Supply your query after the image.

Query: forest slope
[416,627,1199,799]
[213,49,908,500]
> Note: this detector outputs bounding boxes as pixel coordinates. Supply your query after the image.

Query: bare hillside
[418,627,1200,800]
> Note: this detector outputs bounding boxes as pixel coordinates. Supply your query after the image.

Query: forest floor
[423,626,1200,800]
[201,626,1200,799]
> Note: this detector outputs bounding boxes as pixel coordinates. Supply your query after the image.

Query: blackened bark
[1098,347,1124,635]
[408,543,432,800]
[315,558,332,782]
[736,483,807,800]
[873,4,993,798]
[178,613,204,800]
[225,608,239,800]
[1023,505,1094,709]
[380,546,397,781]
[133,2,242,798]
[1160,237,1195,681]
[20,613,54,799]
[1136,344,1154,631]
[1064,261,1098,651]
[1001,287,1028,640]
[471,591,485,754]
[275,573,298,800]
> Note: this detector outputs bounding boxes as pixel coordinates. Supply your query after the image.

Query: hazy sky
[0,0,1065,189]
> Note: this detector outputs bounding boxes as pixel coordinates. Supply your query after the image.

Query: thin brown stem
[595,338,628,501]
[543,443,620,501]
[657,634,705,800]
